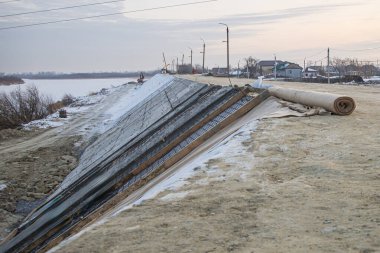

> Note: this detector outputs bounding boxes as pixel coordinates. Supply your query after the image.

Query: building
[177,64,193,74]
[257,60,284,76]
[325,66,340,77]
[303,67,319,78]
[274,62,303,78]
[211,67,229,77]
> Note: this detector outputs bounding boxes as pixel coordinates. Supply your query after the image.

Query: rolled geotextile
[268,87,356,115]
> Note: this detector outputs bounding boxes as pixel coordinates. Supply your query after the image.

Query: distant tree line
[12,70,161,80]
[0,76,24,86]
[331,57,380,78]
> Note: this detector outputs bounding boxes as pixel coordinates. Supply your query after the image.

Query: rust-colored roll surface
[268,87,356,115]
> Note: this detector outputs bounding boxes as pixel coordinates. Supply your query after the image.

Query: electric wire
[0,0,128,18]
[0,0,218,31]
[304,49,325,60]
[332,45,380,52]
[0,0,21,4]
[309,56,327,65]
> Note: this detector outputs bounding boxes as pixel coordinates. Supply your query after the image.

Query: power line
[0,0,218,31]
[309,56,327,65]
[332,45,380,52]
[304,49,325,60]
[0,0,21,4]
[0,0,127,18]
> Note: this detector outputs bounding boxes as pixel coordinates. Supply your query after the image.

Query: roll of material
[268,87,356,115]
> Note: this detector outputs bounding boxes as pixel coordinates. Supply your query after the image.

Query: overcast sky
[0,0,379,73]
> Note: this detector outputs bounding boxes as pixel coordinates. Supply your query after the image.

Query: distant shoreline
[0,76,24,86]
[23,76,142,80]
[9,71,159,81]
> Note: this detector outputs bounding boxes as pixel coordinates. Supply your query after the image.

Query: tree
[331,57,378,77]
[243,56,259,78]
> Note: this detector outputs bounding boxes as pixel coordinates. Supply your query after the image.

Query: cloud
[0,0,376,72]
[87,0,358,46]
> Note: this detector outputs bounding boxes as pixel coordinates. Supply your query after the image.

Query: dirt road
[55,77,380,253]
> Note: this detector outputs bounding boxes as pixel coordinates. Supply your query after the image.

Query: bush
[61,93,75,106]
[47,101,64,114]
[0,85,54,130]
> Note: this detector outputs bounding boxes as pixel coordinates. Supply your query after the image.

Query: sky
[0,0,379,73]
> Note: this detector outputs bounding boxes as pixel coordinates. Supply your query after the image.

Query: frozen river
[0,78,136,101]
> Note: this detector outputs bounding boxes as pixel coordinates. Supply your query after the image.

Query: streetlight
[201,37,206,74]
[219,22,229,77]
[188,47,193,70]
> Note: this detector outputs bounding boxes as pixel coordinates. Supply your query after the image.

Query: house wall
[277,70,286,77]
[259,66,274,76]
[178,65,193,74]
[212,68,229,77]
[277,69,302,78]
[286,69,302,78]
[303,72,318,78]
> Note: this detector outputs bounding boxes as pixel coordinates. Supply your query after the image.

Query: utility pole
[304,58,306,70]
[201,38,206,74]
[246,59,250,79]
[182,54,184,66]
[176,57,179,73]
[219,23,230,77]
[188,47,193,72]
[327,47,330,84]
[274,54,277,80]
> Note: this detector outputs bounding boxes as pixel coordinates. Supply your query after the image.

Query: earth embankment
[53,77,380,253]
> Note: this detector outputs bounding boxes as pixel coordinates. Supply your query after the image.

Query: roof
[305,67,318,72]
[286,63,303,70]
[274,62,303,71]
[307,66,323,71]
[258,60,284,67]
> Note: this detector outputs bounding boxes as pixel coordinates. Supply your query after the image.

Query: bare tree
[332,57,378,78]
[244,56,259,78]
[0,85,55,129]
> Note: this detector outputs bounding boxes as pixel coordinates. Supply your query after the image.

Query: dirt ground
[1,77,379,252]
[0,84,137,242]
[0,129,80,241]
[53,77,380,253]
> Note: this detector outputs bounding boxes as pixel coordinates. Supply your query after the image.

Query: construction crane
[162,52,170,74]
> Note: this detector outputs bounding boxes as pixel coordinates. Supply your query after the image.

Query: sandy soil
[54,77,380,253]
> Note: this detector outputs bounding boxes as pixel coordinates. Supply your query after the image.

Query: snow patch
[364,76,380,82]
[0,78,135,101]
[160,191,191,202]
[0,183,7,191]
[112,119,259,216]
[23,75,175,136]
[103,74,174,123]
